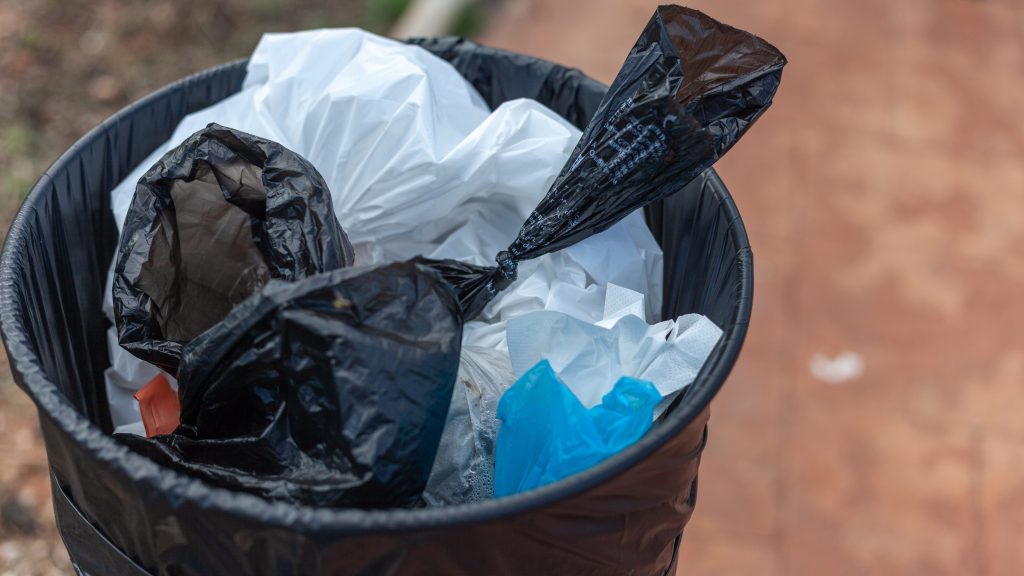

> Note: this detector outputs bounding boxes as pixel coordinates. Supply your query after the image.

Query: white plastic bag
[103,30,663,447]
[506,284,723,417]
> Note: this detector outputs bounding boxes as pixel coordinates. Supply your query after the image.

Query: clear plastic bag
[423,346,515,506]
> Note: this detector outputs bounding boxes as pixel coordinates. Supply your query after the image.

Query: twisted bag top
[428,5,786,318]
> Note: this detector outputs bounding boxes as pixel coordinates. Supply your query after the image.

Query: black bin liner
[0,11,778,576]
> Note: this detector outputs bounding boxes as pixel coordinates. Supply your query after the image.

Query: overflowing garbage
[105,5,784,508]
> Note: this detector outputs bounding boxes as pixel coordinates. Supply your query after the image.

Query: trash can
[0,38,752,576]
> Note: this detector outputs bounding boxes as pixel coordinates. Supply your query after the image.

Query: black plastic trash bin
[0,38,752,576]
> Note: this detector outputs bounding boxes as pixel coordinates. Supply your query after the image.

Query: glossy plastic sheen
[114,124,355,375]
[423,6,784,319]
[0,36,759,576]
[121,261,463,509]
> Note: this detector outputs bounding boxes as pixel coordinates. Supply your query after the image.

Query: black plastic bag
[120,260,462,508]
[429,5,786,318]
[112,124,355,375]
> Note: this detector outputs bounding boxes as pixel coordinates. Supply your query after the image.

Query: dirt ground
[0,2,368,573]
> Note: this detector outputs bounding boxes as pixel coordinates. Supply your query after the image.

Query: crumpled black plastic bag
[120,260,462,508]
[113,123,355,375]
[428,5,786,318]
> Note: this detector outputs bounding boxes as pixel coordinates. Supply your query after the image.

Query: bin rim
[0,54,751,534]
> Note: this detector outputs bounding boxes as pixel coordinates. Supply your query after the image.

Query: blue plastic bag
[494,359,662,497]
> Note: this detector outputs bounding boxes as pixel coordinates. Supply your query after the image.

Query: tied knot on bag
[490,251,518,294]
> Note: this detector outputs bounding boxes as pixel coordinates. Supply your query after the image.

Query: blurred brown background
[2,0,1023,574]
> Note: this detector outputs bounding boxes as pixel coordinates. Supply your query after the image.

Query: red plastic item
[134,373,180,437]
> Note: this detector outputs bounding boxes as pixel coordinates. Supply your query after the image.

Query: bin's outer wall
[0,38,750,576]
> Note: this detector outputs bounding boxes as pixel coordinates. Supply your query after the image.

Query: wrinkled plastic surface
[104,30,668,509]
[507,283,722,414]
[101,29,664,431]
[119,261,461,508]
[113,124,354,375]
[495,360,662,497]
[430,5,786,318]
[423,346,515,506]
[0,9,780,576]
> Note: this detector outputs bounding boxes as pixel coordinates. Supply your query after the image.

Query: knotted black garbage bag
[113,124,355,375]
[120,260,462,508]
[429,5,786,318]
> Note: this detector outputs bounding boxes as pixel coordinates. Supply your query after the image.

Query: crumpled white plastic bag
[506,284,723,416]
[462,211,663,350]
[103,29,663,431]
